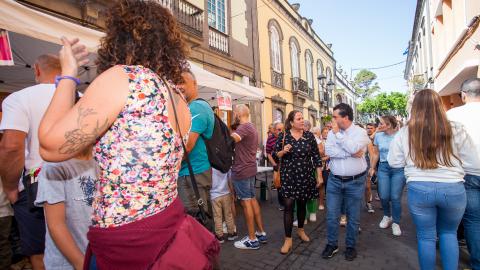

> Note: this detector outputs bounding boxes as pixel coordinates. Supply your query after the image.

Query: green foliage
[321,115,332,124]
[358,92,408,117]
[353,69,380,99]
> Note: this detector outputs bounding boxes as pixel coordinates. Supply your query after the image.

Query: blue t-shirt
[374,132,396,162]
[179,100,214,176]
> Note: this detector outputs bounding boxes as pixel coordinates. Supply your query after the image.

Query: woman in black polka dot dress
[274,110,323,254]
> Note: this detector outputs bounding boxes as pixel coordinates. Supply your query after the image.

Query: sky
[294,0,417,93]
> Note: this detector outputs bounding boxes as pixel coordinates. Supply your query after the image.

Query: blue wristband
[55,75,81,88]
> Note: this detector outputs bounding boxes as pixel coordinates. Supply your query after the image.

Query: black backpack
[197,99,235,173]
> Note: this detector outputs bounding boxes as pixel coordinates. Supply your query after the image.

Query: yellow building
[257,0,336,135]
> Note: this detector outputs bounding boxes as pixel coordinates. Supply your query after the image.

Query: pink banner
[0,29,14,66]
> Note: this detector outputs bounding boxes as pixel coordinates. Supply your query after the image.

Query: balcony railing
[291,77,310,97]
[159,0,203,38]
[209,27,229,55]
[271,70,284,89]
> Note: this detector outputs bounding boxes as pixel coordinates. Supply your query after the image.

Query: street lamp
[326,80,335,91]
[317,74,326,83]
[317,75,327,116]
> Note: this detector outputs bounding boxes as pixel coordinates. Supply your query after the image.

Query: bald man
[0,54,61,270]
[230,105,267,250]
[447,78,480,270]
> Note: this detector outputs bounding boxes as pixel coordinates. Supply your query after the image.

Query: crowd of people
[0,1,479,270]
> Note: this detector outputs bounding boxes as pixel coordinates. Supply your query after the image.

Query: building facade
[9,0,263,130]
[256,0,336,132]
[334,69,359,120]
[405,0,480,110]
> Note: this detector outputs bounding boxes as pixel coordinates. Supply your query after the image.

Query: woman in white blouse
[388,89,480,270]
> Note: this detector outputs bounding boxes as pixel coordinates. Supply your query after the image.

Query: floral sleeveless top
[93,65,187,228]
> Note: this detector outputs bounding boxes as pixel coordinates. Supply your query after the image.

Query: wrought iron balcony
[159,0,203,38]
[208,27,229,55]
[271,70,284,89]
[291,77,310,97]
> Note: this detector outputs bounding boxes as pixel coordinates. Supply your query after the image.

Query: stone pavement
[219,175,471,270]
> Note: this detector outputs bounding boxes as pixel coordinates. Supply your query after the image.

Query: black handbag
[21,168,41,211]
[162,78,213,230]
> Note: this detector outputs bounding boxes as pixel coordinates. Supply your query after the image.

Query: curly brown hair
[96,0,188,84]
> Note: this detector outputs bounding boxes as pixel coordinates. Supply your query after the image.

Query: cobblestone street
[219,176,471,270]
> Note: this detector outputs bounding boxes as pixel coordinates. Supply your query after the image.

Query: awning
[189,62,264,102]
[0,0,264,101]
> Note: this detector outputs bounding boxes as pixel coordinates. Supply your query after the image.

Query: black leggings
[284,198,307,237]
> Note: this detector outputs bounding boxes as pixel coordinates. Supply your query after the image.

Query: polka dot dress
[274,131,322,200]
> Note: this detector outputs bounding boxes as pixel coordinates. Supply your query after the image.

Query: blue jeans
[377,162,406,224]
[407,181,466,270]
[89,254,97,270]
[326,173,366,248]
[464,174,480,270]
[232,177,256,200]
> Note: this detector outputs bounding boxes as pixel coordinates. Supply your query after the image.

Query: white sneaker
[379,216,392,229]
[392,223,402,236]
[309,213,316,222]
[222,222,228,234]
[293,220,298,227]
[234,236,260,250]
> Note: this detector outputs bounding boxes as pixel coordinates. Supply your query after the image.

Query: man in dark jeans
[176,70,215,222]
[323,103,370,261]
[447,78,480,270]
[265,122,284,210]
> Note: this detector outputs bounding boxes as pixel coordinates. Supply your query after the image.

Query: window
[305,51,313,89]
[270,26,282,73]
[317,60,324,89]
[208,0,227,33]
[274,108,284,123]
[336,94,343,105]
[290,40,300,78]
[326,67,332,83]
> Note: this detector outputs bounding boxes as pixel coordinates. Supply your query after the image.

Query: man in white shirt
[322,103,370,261]
[0,54,60,270]
[446,78,480,270]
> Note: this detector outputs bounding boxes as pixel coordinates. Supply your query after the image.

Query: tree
[357,92,408,119]
[353,69,380,99]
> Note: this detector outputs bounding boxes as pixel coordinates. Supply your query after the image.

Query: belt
[333,171,367,182]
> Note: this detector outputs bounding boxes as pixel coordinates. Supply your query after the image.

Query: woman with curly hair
[37,1,219,269]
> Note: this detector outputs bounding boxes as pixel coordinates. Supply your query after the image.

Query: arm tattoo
[59,106,109,154]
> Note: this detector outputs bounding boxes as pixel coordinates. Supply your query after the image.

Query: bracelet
[55,75,81,88]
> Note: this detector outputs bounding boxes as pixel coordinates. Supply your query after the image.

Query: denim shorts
[12,191,46,256]
[232,177,256,200]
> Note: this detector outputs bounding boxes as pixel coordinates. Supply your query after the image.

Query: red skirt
[84,198,220,270]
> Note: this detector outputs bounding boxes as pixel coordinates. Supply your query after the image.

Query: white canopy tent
[0,0,264,102]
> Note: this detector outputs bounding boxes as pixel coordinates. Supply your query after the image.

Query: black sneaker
[216,235,225,244]
[321,244,339,259]
[227,232,238,241]
[344,247,357,261]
